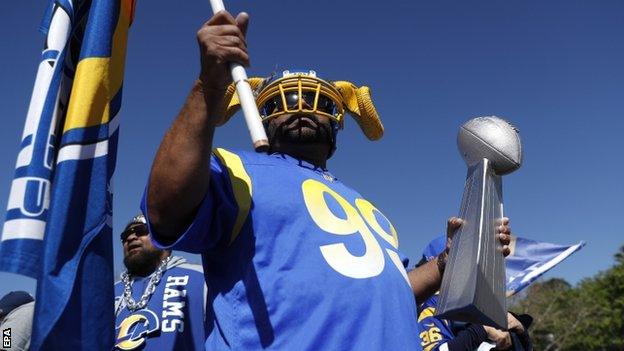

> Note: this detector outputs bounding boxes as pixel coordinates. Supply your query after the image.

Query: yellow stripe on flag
[63,0,132,132]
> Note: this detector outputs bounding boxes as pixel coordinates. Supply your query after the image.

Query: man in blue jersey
[142,11,512,350]
[114,215,206,350]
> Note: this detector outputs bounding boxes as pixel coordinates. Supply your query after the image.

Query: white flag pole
[209,0,269,152]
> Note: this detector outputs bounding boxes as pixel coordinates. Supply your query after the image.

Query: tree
[615,245,624,264]
[511,245,624,350]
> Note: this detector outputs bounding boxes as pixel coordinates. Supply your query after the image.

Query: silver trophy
[435,116,522,329]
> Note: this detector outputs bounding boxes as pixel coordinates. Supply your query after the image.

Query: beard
[267,114,333,146]
[123,247,163,277]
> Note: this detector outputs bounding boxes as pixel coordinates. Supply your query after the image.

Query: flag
[506,236,585,297]
[0,0,136,349]
[0,0,72,277]
[421,235,585,297]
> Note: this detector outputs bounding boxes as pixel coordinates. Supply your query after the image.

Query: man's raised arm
[147,11,249,241]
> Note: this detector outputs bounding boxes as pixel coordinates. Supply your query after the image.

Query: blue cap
[422,235,447,262]
[0,291,34,317]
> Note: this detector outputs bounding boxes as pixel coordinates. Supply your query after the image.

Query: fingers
[236,12,249,36]
[204,11,248,42]
[196,35,250,67]
[496,216,512,256]
[501,244,511,257]
[214,35,247,50]
[501,217,509,226]
[207,10,238,26]
[201,11,248,46]
[498,232,510,245]
[446,217,464,237]
[445,217,464,253]
[484,326,512,349]
[507,312,516,327]
[497,218,511,234]
[501,332,512,349]
[444,216,513,256]
[195,11,252,104]
[507,312,525,334]
[499,232,511,256]
[496,217,510,232]
[219,46,250,67]
[199,25,247,44]
[197,11,251,68]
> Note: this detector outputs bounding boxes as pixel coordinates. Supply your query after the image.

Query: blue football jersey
[114,257,206,350]
[417,292,455,351]
[142,149,421,350]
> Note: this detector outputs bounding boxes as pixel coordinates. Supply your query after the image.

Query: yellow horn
[215,77,266,126]
[333,81,383,140]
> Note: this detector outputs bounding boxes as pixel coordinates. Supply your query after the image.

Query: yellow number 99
[302,179,408,283]
[302,179,384,278]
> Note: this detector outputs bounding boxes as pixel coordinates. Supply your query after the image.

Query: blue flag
[0,0,72,278]
[421,234,584,297]
[0,0,135,349]
[505,236,585,296]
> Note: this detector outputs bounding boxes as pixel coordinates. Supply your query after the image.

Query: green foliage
[510,247,624,350]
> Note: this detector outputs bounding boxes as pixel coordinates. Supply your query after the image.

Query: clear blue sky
[1,0,622,297]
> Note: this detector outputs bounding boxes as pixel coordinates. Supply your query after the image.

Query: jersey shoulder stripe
[213,148,252,244]
[418,306,436,322]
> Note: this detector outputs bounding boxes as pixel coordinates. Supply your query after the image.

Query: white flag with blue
[506,236,585,296]
[421,234,584,296]
[0,0,135,349]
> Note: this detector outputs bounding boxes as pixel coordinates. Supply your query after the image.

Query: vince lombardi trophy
[435,116,522,329]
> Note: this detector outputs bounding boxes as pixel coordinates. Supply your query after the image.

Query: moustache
[283,113,321,127]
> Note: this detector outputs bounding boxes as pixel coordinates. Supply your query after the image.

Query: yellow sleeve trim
[213,148,252,244]
[418,306,436,322]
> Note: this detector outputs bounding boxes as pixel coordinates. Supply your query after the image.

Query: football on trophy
[457,116,522,175]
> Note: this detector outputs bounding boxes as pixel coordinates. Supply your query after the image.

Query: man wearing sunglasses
[114,215,207,351]
[141,11,512,351]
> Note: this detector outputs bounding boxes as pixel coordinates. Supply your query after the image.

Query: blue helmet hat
[421,235,447,263]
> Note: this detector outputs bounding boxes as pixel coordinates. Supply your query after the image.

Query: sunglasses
[260,91,338,118]
[120,224,148,242]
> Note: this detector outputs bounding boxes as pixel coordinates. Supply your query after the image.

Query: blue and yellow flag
[0,0,135,349]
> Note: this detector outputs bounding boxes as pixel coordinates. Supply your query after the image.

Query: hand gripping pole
[209,0,269,152]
